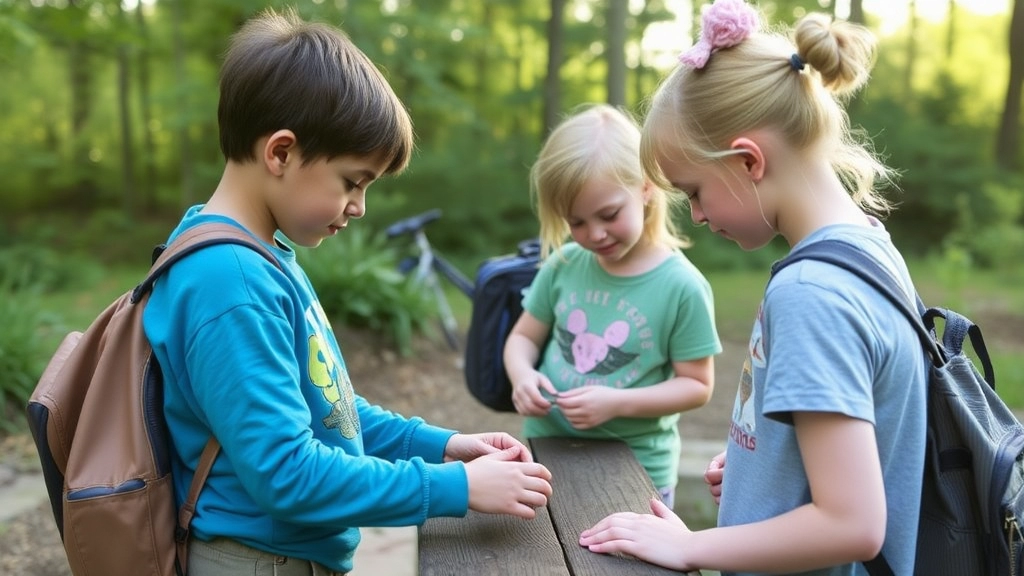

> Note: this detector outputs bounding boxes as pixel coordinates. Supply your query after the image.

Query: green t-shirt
[522,243,721,488]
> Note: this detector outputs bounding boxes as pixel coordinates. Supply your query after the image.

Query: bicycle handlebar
[385,209,443,239]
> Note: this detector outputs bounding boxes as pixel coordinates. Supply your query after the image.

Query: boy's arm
[356,396,456,463]
[192,307,469,526]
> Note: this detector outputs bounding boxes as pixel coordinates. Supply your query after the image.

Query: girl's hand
[704,450,726,505]
[510,370,559,416]
[554,386,621,429]
[579,497,696,571]
[445,433,535,463]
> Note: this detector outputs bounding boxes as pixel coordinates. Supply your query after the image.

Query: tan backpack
[26,223,279,576]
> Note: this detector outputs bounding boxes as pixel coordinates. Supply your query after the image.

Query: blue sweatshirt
[144,207,468,573]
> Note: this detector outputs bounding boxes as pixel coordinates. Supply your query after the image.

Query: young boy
[143,8,552,576]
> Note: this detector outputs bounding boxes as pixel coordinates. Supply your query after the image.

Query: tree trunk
[633,0,653,110]
[117,45,135,215]
[904,0,918,98]
[135,3,158,211]
[475,2,493,115]
[996,0,1023,170]
[945,0,957,61]
[116,2,136,217]
[848,0,865,24]
[171,0,194,207]
[543,0,566,136]
[67,40,96,205]
[606,0,627,107]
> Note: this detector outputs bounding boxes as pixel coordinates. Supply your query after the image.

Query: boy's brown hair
[218,8,413,174]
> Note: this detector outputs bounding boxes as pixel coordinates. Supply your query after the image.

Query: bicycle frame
[386,210,475,350]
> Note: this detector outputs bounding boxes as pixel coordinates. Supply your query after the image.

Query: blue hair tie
[789,53,805,71]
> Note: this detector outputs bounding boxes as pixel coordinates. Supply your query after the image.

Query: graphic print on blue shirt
[306,302,359,439]
[730,304,764,452]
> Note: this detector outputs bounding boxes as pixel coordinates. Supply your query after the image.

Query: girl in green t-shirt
[503,104,722,507]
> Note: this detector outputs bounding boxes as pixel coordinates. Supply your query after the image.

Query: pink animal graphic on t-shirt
[564,308,631,373]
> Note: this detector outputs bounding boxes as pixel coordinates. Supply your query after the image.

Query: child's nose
[346,192,366,219]
[689,203,706,226]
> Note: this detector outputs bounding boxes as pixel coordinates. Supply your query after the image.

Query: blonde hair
[641,12,895,214]
[530,104,689,259]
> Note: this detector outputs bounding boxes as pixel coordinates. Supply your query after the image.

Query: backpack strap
[174,439,220,575]
[133,222,282,576]
[772,240,994,383]
[133,222,280,303]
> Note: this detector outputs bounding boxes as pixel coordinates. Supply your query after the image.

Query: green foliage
[0,244,103,293]
[951,179,1024,270]
[0,0,1019,270]
[991,348,1024,411]
[10,209,172,267]
[298,227,438,357]
[0,279,60,434]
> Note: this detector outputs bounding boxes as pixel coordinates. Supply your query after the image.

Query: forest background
[0,0,1022,427]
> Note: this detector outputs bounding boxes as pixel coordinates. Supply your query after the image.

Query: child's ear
[263,130,298,175]
[641,179,654,205]
[729,137,766,183]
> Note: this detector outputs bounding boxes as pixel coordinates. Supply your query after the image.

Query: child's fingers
[480,446,521,462]
[650,496,672,517]
[650,496,686,527]
[538,378,560,401]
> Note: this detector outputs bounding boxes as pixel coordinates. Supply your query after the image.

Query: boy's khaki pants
[188,536,347,576]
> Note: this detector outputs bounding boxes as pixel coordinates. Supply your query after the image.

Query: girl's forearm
[616,377,712,418]
[503,333,539,383]
[686,502,884,573]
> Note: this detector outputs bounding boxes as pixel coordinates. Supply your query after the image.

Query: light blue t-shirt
[144,206,468,573]
[718,222,927,576]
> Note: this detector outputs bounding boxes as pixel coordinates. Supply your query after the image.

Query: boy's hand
[464,449,553,518]
[444,433,535,463]
[510,370,559,416]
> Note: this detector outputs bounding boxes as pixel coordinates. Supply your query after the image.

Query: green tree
[996,0,1023,170]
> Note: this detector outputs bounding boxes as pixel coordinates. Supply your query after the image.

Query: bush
[0,244,102,292]
[298,227,438,357]
[0,279,60,433]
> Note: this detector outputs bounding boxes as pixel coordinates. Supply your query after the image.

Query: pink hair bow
[679,0,760,69]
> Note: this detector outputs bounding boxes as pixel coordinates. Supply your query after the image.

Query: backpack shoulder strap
[132,222,282,304]
[175,438,220,573]
[770,239,943,366]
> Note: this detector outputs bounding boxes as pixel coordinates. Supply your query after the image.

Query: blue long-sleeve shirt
[144,207,468,573]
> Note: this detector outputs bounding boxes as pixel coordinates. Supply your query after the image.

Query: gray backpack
[773,239,1024,576]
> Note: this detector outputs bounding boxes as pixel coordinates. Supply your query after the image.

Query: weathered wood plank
[418,505,567,576]
[530,436,690,576]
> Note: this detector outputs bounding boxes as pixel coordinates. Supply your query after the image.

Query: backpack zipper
[1007,510,1022,576]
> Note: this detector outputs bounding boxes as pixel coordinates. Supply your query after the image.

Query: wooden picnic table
[419,436,705,575]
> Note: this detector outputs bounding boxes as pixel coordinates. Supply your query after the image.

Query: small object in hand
[541,390,561,403]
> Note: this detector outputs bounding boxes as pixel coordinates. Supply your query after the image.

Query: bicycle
[384,209,475,351]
